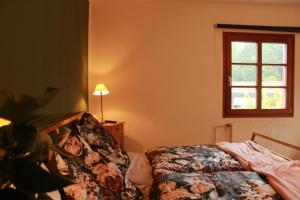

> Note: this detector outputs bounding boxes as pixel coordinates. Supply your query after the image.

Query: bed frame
[34,113,300,161]
[32,112,84,199]
[251,132,300,160]
[29,112,83,134]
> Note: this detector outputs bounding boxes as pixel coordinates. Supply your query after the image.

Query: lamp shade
[93,84,109,96]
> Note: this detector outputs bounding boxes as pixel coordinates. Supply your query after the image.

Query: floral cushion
[150,170,282,200]
[77,112,130,175]
[56,129,142,200]
[145,145,244,174]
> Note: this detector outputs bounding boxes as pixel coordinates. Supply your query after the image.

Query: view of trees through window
[231,42,286,109]
[223,32,294,117]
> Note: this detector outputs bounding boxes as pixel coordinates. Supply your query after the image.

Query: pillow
[56,130,142,200]
[126,152,153,185]
[77,112,130,175]
[126,152,153,200]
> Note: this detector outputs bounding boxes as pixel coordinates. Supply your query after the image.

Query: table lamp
[93,83,109,123]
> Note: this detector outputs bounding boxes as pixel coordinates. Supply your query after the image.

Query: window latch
[227,76,232,85]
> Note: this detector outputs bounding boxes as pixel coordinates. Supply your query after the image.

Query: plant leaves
[0,88,60,123]
[35,87,61,110]
[11,158,72,193]
[12,124,37,158]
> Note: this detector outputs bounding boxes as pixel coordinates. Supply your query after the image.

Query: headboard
[251,132,300,160]
[27,112,83,134]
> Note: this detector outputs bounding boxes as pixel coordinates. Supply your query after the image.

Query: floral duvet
[150,170,281,200]
[146,145,282,200]
[145,145,244,175]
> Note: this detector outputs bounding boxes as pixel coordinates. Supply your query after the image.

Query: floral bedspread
[146,145,282,200]
[145,145,244,175]
[150,170,282,200]
[53,113,143,200]
[57,134,143,200]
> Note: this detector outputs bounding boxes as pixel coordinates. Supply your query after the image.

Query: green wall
[0,0,89,114]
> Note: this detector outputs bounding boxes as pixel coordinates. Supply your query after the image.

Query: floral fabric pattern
[55,121,142,200]
[150,172,219,200]
[78,112,130,175]
[150,171,282,200]
[146,145,282,200]
[211,171,281,199]
[145,145,244,174]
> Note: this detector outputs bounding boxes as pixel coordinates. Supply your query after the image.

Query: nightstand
[102,122,124,148]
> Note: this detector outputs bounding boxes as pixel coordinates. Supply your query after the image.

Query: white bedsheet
[126,152,153,200]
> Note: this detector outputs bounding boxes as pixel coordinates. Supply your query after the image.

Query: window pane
[262,66,286,86]
[232,88,256,109]
[262,88,286,109]
[232,42,257,63]
[232,65,257,86]
[262,43,287,64]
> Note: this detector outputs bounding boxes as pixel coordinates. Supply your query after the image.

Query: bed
[145,133,300,200]
[39,113,300,200]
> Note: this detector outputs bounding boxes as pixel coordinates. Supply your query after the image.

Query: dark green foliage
[11,158,70,193]
[0,88,60,124]
[0,88,72,199]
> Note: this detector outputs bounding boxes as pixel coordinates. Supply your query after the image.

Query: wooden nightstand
[102,122,124,148]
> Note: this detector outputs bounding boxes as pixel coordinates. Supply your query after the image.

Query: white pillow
[126,152,153,200]
[126,152,153,185]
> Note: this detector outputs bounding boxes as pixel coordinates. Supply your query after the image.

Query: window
[223,32,295,117]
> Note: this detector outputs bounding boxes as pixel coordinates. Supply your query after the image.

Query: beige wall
[89,0,300,158]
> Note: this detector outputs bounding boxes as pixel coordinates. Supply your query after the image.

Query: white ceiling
[207,0,300,5]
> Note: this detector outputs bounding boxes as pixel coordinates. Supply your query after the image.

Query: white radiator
[215,121,300,159]
[232,121,290,156]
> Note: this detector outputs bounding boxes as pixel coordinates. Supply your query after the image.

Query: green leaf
[11,158,72,193]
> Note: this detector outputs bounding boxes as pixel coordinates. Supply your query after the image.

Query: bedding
[51,112,143,200]
[216,141,286,170]
[145,145,244,175]
[57,133,142,200]
[217,141,300,200]
[150,170,281,200]
[252,160,300,200]
[126,152,153,200]
[146,144,286,200]
[78,112,130,175]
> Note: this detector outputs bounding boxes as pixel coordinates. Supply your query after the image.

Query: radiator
[232,121,290,156]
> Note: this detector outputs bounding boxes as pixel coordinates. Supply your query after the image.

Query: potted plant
[0,88,74,199]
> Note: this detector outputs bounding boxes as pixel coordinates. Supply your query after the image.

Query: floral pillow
[56,129,142,200]
[77,112,130,175]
